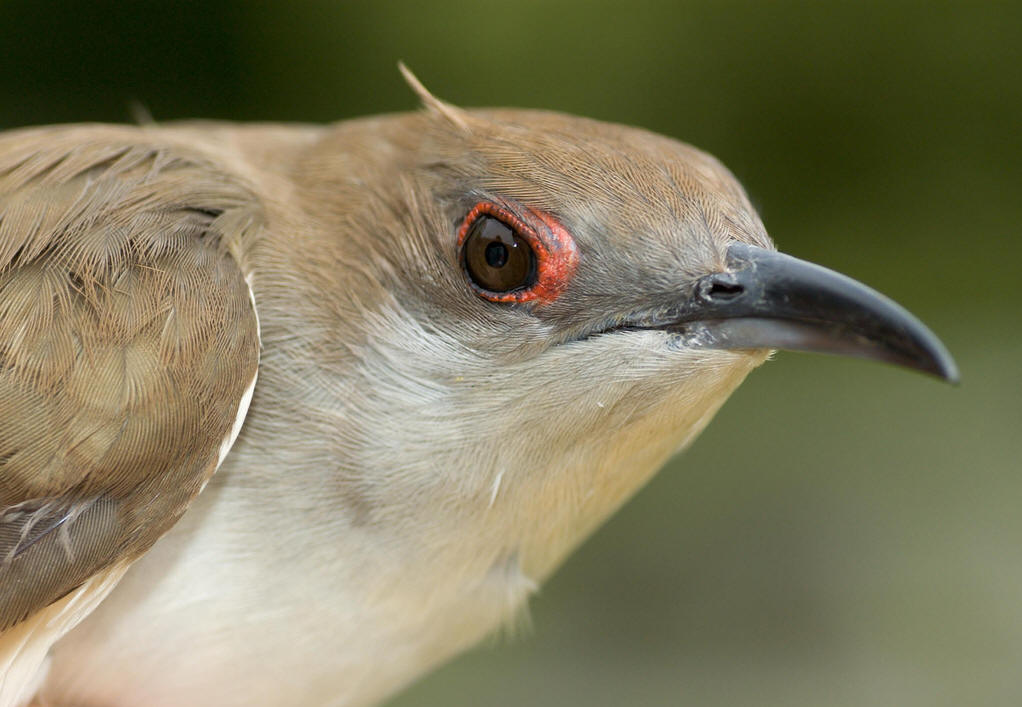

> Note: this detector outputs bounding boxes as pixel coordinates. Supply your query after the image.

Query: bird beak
[649,243,959,382]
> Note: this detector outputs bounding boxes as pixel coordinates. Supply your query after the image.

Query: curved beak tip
[928,349,960,385]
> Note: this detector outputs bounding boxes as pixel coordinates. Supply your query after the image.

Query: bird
[0,65,956,707]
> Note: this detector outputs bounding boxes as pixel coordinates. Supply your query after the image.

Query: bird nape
[0,66,955,707]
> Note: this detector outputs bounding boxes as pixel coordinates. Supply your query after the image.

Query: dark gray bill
[644,244,958,382]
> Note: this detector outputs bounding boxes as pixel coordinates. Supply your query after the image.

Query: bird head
[278,68,955,598]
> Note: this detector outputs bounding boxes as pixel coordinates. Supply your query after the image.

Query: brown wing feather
[0,127,261,630]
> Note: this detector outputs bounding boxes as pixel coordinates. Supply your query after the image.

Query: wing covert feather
[0,127,261,630]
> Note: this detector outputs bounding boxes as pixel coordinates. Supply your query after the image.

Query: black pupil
[484,241,508,268]
[463,215,536,294]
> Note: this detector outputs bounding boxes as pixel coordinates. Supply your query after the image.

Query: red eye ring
[457,200,579,304]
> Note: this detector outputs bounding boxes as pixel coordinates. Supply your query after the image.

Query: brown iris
[462,215,536,293]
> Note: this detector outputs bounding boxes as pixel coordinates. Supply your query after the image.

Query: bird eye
[462,216,536,293]
[457,200,579,304]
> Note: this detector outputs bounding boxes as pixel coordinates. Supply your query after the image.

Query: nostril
[698,274,745,302]
[709,280,744,298]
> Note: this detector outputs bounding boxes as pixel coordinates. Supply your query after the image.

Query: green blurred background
[2,1,1018,705]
